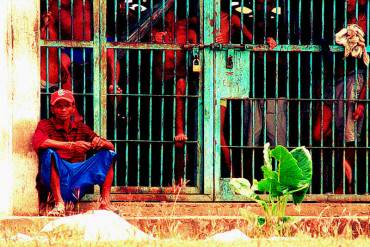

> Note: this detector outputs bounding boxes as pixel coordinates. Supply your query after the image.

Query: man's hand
[91,136,105,150]
[353,104,365,120]
[154,31,171,43]
[108,84,123,105]
[174,133,188,148]
[72,141,91,154]
[91,136,115,151]
[267,37,277,49]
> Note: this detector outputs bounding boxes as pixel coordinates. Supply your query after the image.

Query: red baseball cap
[50,89,75,105]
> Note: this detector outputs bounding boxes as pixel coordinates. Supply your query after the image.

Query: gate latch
[226,49,234,69]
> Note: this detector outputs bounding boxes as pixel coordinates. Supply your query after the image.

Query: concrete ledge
[1,215,369,239]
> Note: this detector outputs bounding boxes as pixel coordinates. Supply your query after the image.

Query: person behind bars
[217,0,277,176]
[313,0,369,193]
[151,2,198,185]
[46,0,122,99]
[33,89,118,216]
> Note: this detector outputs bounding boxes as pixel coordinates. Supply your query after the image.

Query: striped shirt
[32,118,97,162]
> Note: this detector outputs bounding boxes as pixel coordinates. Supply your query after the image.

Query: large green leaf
[291,187,309,204]
[257,177,283,197]
[229,178,256,197]
[261,164,275,180]
[290,146,313,204]
[270,146,303,190]
[290,146,313,185]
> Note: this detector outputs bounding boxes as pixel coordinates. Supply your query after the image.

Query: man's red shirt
[32,118,97,162]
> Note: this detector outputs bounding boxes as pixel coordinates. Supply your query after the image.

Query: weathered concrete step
[1,215,369,239]
[78,202,370,217]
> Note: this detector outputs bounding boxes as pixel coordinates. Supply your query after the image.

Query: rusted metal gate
[40,0,370,202]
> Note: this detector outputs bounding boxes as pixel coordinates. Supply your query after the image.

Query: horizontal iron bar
[113,140,199,143]
[107,93,200,98]
[40,40,94,48]
[109,186,199,194]
[106,42,183,50]
[40,40,370,54]
[231,98,370,103]
[220,194,370,202]
[221,146,370,149]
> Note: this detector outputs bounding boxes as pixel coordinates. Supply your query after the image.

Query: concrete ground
[1,203,369,239]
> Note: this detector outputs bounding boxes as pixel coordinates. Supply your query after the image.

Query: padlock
[192,58,201,73]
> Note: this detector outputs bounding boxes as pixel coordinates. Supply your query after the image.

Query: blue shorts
[39,149,117,202]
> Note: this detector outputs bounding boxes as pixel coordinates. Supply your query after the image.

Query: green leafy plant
[230,143,313,220]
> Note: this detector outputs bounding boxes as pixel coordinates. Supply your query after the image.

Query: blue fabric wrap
[40,149,117,202]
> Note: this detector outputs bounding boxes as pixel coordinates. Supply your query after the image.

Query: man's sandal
[47,202,65,217]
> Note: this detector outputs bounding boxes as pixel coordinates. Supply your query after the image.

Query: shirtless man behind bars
[46,0,121,98]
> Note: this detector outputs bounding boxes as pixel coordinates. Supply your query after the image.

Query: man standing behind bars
[216,0,253,175]
[313,0,369,193]
[33,89,118,216]
[247,0,286,148]
[152,2,197,185]
[47,0,121,98]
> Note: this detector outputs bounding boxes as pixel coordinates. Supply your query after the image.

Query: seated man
[32,89,118,216]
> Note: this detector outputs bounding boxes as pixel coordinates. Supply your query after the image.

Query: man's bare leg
[99,164,119,212]
[49,157,65,216]
[174,78,188,147]
[174,78,187,185]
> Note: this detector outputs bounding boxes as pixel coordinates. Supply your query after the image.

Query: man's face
[51,100,75,121]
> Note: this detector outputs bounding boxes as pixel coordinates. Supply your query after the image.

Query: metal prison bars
[39,0,370,199]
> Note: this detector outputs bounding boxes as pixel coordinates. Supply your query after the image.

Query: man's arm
[231,14,252,42]
[91,136,115,151]
[39,139,92,154]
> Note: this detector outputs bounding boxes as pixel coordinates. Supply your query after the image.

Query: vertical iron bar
[366,0,370,194]
[112,0,118,186]
[149,0,154,187]
[229,101,232,177]
[184,0,190,182]
[137,1,142,186]
[124,0,130,187]
[286,0,290,148]
[137,49,142,186]
[309,0,313,194]
[160,0,165,187]
[343,0,348,194]
[274,0,279,149]
[173,0,178,184]
[263,0,267,147]
[240,0,244,44]
[320,0,325,194]
[332,0,337,193]
[198,0,204,190]
[251,0,256,180]
[353,0,359,194]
